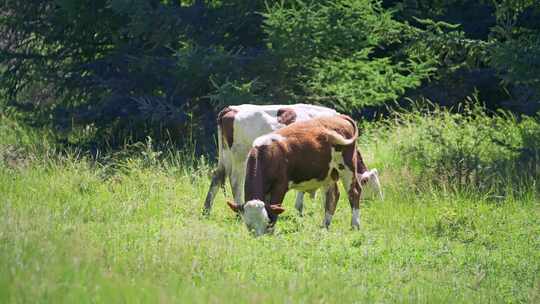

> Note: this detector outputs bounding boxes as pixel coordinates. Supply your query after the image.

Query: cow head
[360,169,383,200]
[227,200,285,236]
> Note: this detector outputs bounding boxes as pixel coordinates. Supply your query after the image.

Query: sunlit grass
[0,113,539,303]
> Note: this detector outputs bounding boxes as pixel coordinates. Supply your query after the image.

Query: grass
[0,115,539,303]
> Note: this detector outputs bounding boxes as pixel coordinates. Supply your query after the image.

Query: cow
[226,115,366,236]
[202,104,382,217]
[203,104,337,216]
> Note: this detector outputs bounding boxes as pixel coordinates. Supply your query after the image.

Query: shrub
[373,100,540,194]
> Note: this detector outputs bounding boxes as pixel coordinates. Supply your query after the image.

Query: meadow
[1,107,539,303]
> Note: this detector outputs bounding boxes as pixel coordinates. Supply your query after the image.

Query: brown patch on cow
[338,148,369,184]
[341,144,357,172]
[348,180,361,209]
[324,182,340,216]
[284,116,357,185]
[241,115,362,230]
[267,204,285,214]
[354,149,370,186]
[217,107,237,148]
[277,108,297,125]
[356,150,368,174]
[332,115,358,142]
[226,201,243,213]
[244,115,359,205]
[360,176,369,186]
[341,144,363,208]
[244,147,266,202]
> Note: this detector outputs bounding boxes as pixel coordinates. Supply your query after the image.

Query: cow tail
[327,115,358,146]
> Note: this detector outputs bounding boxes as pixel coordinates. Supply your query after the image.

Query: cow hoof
[320,223,331,230]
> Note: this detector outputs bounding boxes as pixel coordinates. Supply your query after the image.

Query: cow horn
[226,201,244,213]
[267,204,286,215]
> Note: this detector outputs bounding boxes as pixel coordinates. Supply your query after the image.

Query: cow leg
[294,191,305,216]
[348,180,362,229]
[322,182,339,228]
[202,166,226,215]
[341,170,362,229]
[230,175,243,206]
[230,166,245,207]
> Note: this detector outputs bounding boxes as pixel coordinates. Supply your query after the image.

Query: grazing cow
[226,115,365,236]
[203,104,338,215]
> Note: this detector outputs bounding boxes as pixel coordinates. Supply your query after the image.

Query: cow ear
[226,201,242,213]
[268,204,285,215]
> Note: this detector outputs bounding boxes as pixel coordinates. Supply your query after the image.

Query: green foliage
[385,0,540,110]
[488,1,540,90]
[433,205,479,243]
[490,32,540,88]
[403,17,489,76]
[207,77,268,109]
[0,0,269,147]
[2,0,540,147]
[264,0,399,60]
[263,0,435,111]
[371,99,540,193]
[306,51,433,109]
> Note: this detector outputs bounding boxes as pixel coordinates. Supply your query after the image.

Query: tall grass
[362,100,540,196]
[1,108,539,303]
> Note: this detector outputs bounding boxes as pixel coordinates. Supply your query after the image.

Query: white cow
[202,104,382,215]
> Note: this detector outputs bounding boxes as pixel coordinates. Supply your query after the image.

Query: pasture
[2,1,540,303]
[1,112,539,303]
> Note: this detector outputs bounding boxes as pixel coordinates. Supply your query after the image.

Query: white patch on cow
[288,148,345,193]
[230,167,245,205]
[329,147,344,170]
[360,171,371,181]
[340,167,355,193]
[351,208,361,229]
[241,200,269,236]
[360,169,383,200]
[232,104,337,121]
[233,111,278,149]
[293,104,337,121]
[252,134,285,147]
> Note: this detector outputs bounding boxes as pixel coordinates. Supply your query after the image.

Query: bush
[373,100,540,194]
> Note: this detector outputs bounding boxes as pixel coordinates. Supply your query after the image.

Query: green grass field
[1,115,539,303]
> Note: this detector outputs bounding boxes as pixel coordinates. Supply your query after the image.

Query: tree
[0,0,268,150]
[1,0,538,150]
[262,0,434,111]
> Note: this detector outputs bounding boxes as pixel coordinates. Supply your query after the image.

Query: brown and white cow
[226,115,365,236]
[203,104,336,215]
[202,104,382,216]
